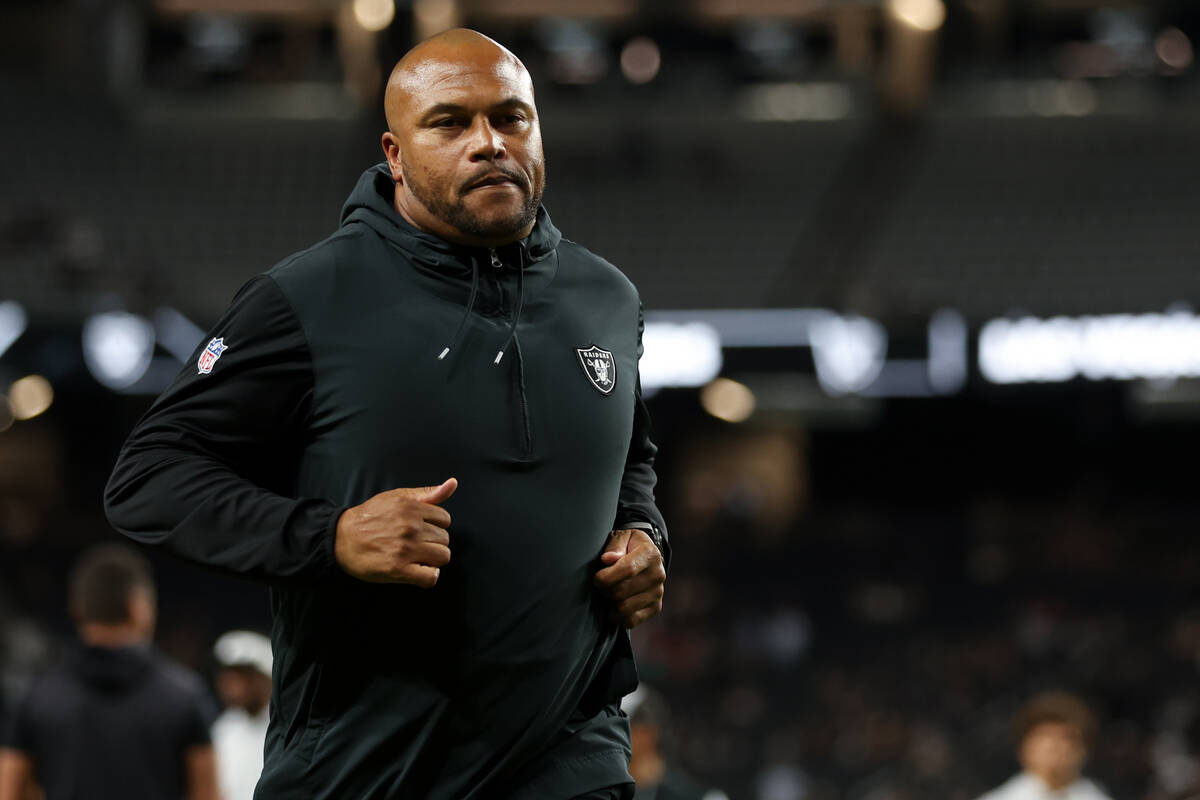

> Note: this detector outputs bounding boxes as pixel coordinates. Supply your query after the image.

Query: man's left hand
[594,529,666,629]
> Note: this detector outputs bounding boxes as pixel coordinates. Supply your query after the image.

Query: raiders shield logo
[576,345,616,395]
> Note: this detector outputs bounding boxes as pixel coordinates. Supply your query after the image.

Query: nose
[467,116,505,162]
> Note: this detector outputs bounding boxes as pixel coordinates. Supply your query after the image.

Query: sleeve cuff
[615,520,664,560]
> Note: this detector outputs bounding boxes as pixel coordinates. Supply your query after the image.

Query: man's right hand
[334,478,457,587]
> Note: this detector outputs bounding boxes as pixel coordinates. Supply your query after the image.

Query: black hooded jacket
[2,644,214,800]
[104,164,669,798]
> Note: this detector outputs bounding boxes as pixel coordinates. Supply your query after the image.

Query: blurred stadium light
[468,0,636,21]
[640,320,724,394]
[8,376,54,422]
[82,312,157,391]
[700,377,756,423]
[352,0,395,32]
[0,302,27,359]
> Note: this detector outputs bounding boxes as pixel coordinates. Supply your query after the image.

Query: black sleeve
[612,302,671,569]
[104,275,343,582]
[1,688,32,752]
[181,688,216,748]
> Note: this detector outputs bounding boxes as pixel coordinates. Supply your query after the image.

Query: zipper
[486,249,505,312]
[489,247,534,459]
[514,336,533,458]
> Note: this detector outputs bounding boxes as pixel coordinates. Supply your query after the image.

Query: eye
[433,118,460,128]
[496,113,526,127]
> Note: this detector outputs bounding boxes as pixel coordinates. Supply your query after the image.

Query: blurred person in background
[0,543,218,800]
[977,691,1113,800]
[624,686,728,800]
[104,27,668,800]
[1147,714,1200,800]
[211,630,273,800]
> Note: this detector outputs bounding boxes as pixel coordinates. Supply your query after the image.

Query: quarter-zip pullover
[104,163,668,799]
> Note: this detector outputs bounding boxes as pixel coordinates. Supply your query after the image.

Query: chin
[470,212,531,238]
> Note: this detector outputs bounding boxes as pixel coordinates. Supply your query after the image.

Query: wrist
[623,521,664,556]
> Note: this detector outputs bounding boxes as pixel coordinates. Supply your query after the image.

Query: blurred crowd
[629,490,1200,800]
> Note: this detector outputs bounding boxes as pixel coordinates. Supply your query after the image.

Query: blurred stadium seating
[3,1,1200,798]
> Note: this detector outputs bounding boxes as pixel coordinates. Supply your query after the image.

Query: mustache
[461,167,528,193]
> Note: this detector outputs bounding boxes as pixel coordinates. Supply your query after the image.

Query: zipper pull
[489,249,503,270]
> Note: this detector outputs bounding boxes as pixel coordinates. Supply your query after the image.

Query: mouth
[465,173,524,192]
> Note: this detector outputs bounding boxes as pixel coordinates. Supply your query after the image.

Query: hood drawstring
[437,254,482,361]
[493,248,525,366]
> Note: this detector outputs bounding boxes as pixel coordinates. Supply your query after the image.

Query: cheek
[404,144,452,186]
[527,140,546,176]
[411,163,456,201]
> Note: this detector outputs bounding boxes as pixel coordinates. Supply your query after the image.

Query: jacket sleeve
[612,302,671,568]
[104,275,343,582]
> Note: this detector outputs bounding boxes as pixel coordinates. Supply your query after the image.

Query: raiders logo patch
[576,345,616,395]
[197,337,228,374]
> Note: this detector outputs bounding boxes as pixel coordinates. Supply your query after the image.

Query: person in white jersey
[977,691,1113,800]
[211,630,273,800]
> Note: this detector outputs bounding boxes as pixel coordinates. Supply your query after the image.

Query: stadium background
[2,0,1200,797]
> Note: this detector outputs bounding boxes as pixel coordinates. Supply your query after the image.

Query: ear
[126,586,156,636]
[380,131,404,183]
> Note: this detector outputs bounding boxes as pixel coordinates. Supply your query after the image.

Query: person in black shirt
[0,544,218,800]
[104,27,669,800]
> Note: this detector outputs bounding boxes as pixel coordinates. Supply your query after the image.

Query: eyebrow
[420,98,534,120]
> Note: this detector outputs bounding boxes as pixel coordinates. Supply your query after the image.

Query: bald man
[106,29,669,799]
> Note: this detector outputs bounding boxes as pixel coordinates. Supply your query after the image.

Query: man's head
[625,685,670,761]
[213,630,273,715]
[381,29,545,247]
[1014,691,1097,790]
[68,543,156,645]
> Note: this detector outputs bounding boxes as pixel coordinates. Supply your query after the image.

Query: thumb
[602,529,632,563]
[409,478,458,505]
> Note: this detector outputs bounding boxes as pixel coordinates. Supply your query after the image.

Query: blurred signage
[645,308,967,398]
[979,309,1200,384]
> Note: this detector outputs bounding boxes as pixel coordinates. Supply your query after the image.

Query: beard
[401,158,543,241]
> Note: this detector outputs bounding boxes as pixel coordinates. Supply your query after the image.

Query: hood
[68,643,154,693]
[339,163,561,275]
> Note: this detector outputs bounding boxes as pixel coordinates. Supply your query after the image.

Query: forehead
[405,55,534,112]
[1028,720,1082,739]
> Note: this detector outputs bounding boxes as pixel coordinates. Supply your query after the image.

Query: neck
[79,623,147,648]
[244,698,269,716]
[1032,770,1074,792]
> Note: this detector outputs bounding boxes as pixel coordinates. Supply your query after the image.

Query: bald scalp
[385,29,531,134]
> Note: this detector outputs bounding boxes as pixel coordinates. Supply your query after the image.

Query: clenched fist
[334,478,457,587]
[593,529,666,629]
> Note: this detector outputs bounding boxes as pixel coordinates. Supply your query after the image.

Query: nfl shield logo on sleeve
[197,337,228,374]
[576,345,616,395]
